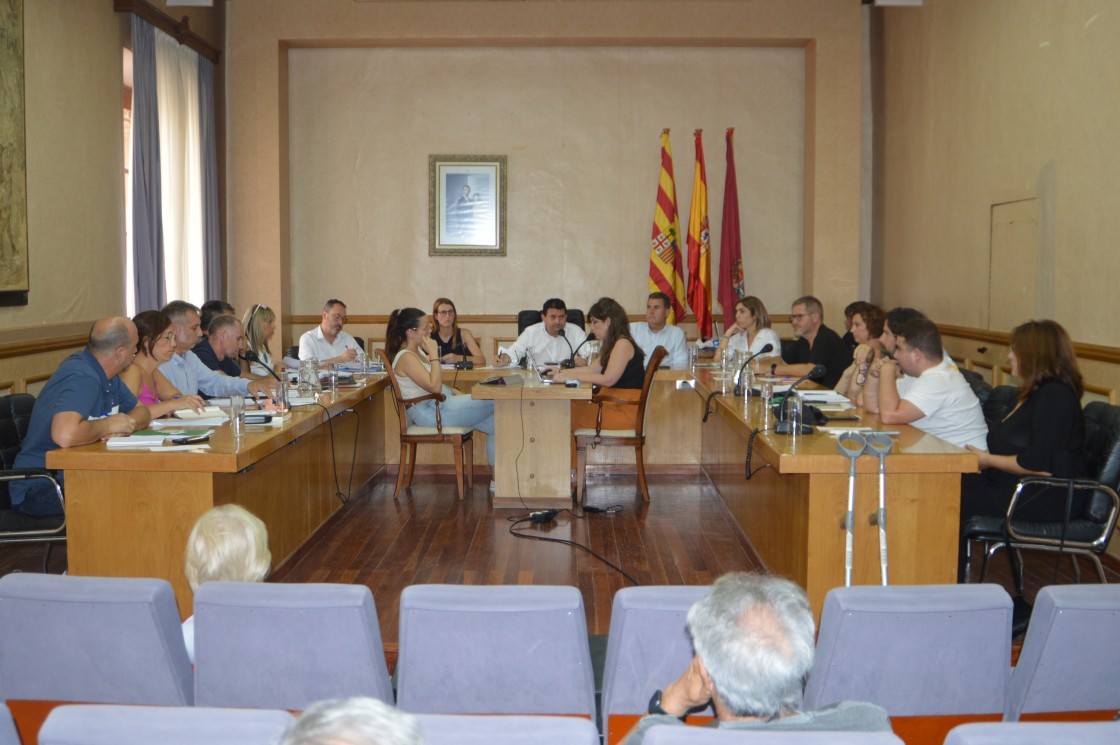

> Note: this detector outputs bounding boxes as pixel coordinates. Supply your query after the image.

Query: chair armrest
[402,392,446,406]
[591,392,638,406]
[0,468,65,509]
[1006,476,1120,548]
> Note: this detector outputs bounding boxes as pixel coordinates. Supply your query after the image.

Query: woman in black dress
[961,319,1086,523]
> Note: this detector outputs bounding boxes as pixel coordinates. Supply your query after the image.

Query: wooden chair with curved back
[376,349,474,500]
[574,345,667,505]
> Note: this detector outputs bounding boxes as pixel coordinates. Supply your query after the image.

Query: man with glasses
[771,295,849,388]
[299,299,361,366]
[10,318,152,516]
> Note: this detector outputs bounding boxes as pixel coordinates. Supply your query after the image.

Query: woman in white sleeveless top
[386,307,497,479]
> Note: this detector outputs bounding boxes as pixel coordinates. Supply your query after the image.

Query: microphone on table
[733,343,775,396]
[241,350,283,383]
[774,364,826,435]
[569,333,595,366]
[558,328,576,369]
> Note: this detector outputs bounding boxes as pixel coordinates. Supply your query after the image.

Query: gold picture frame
[429,154,507,256]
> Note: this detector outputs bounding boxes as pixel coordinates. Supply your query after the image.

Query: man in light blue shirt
[159,301,272,399]
[630,292,689,369]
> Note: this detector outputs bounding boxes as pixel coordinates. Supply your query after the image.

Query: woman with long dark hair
[431,297,486,366]
[386,307,497,476]
[120,310,205,419]
[961,319,1086,523]
[549,297,646,432]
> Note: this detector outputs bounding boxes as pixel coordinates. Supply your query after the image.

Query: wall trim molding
[939,324,1120,365]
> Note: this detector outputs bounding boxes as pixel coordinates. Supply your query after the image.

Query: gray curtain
[198,56,221,299]
[130,17,166,311]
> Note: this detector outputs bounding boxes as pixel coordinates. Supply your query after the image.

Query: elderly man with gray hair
[281,697,425,745]
[623,573,891,743]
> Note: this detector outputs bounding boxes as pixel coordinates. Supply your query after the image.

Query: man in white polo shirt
[299,299,360,365]
[630,292,688,369]
[865,317,987,449]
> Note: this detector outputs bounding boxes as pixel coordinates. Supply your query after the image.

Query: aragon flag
[686,129,713,340]
[648,129,688,324]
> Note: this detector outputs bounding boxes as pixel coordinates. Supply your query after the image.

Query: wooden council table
[470,371,591,509]
[693,369,979,621]
[47,377,389,617]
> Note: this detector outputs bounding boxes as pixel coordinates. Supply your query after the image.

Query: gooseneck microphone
[241,350,283,383]
[774,364,827,434]
[733,343,775,396]
[557,328,576,369]
[570,332,595,365]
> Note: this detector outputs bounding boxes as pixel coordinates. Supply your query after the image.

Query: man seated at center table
[496,297,589,368]
[630,291,689,369]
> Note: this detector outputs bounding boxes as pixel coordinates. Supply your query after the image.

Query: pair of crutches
[837,431,893,586]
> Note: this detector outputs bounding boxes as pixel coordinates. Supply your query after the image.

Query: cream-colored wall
[226,0,864,333]
[288,45,804,316]
[877,0,1120,347]
[0,0,126,334]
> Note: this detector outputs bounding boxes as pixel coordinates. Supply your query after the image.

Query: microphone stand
[557,328,576,369]
[773,365,826,435]
[733,343,775,396]
[241,352,283,383]
[570,335,594,366]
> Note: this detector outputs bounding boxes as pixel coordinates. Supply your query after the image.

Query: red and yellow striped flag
[648,130,688,324]
[687,130,713,340]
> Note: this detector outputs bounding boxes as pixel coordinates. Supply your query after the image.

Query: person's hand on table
[176,394,207,413]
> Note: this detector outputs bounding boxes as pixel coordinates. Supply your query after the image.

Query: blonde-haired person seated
[241,303,278,378]
[182,504,271,664]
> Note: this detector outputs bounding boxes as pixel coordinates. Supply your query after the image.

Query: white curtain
[154,31,204,305]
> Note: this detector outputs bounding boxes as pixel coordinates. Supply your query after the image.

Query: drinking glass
[229,394,245,437]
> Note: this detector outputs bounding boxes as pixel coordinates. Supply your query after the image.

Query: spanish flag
[648,130,688,324]
[687,130,713,340]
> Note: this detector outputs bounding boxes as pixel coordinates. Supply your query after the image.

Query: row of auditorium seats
[0,575,1116,735]
[9,704,1118,745]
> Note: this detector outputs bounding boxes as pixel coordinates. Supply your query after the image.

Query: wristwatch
[648,690,688,721]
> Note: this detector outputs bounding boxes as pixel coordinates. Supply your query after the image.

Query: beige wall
[226,0,865,332]
[0,0,127,334]
[876,0,1120,348]
[287,45,804,316]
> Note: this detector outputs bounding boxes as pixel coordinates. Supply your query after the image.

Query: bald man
[10,317,151,516]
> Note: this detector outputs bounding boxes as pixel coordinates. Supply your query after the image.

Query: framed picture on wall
[429,154,507,256]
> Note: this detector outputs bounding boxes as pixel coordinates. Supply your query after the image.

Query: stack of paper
[105,428,210,448]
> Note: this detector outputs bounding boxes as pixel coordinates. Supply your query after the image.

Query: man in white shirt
[630,292,688,369]
[865,317,987,449]
[159,301,272,399]
[299,299,360,365]
[496,298,588,367]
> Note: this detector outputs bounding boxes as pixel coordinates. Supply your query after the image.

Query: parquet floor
[2,470,1117,647]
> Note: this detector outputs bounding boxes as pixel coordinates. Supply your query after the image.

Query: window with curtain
[126,17,219,314]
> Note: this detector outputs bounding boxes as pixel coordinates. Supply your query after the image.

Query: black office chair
[287,345,300,361]
[963,401,1120,595]
[0,393,66,572]
[516,309,585,335]
[353,336,366,355]
[960,368,994,409]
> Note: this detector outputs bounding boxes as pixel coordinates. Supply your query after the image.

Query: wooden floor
[2,469,1117,647]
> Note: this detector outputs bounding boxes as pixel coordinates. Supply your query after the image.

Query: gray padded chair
[642,727,906,744]
[0,574,192,705]
[1004,583,1120,721]
[945,721,1120,745]
[396,584,596,717]
[193,581,393,709]
[803,584,1012,716]
[601,585,712,737]
[0,704,18,745]
[416,714,600,745]
[38,705,294,745]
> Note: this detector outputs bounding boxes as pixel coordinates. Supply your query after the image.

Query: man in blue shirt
[630,292,689,369]
[11,317,152,516]
[159,301,271,399]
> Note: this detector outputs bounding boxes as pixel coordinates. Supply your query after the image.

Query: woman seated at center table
[547,297,646,433]
[431,297,486,367]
